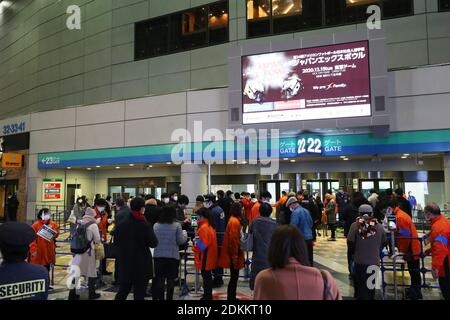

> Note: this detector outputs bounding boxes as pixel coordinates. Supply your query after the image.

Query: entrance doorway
[66,184,81,210]
[306,180,340,200]
[0,180,19,222]
[359,179,393,198]
[259,180,290,204]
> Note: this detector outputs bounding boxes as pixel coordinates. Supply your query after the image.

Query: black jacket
[301,197,321,224]
[144,204,162,226]
[341,204,360,237]
[115,206,131,227]
[114,215,158,282]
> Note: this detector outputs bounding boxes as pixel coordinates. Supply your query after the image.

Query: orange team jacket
[428,215,450,277]
[95,208,109,241]
[249,201,261,224]
[218,216,245,270]
[393,207,421,261]
[241,198,254,222]
[273,195,287,208]
[30,220,60,266]
[193,220,218,271]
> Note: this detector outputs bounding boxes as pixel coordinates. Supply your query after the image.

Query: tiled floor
[47,225,445,300]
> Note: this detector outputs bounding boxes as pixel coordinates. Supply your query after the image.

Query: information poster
[242,41,371,124]
[42,179,63,202]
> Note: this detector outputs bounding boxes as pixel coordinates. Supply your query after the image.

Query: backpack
[70,221,94,254]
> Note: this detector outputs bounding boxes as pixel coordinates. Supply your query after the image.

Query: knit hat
[147,199,157,206]
[359,204,373,215]
[288,191,296,198]
[286,196,298,208]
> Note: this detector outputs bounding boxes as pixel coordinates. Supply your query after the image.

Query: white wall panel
[76,122,125,150]
[30,127,76,153]
[30,108,76,131]
[187,111,228,142]
[125,92,187,120]
[76,101,125,126]
[187,88,228,113]
[125,115,186,146]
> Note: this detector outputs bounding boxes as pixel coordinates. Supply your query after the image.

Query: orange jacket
[95,208,109,241]
[273,195,287,208]
[241,198,254,222]
[218,216,245,270]
[393,207,421,261]
[30,220,60,266]
[250,201,261,224]
[428,215,450,277]
[193,220,218,271]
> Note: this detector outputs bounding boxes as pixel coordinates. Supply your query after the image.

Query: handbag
[94,242,105,261]
[240,232,253,251]
[104,238,120,259]
[67,211,77,224]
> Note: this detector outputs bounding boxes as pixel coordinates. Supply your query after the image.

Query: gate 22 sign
[279,136,323,157]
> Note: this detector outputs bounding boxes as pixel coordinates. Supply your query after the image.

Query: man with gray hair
[424,202,450,300]
[347,204,387,300]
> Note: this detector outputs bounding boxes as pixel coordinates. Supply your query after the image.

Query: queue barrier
[380,233,441,300]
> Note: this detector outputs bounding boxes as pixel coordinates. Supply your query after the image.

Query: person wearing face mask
[30,209,60,279]
[250,191,272,225]
[204,193,226,288]
[240,192,254,233]
[169,192,178,205]
[286,196,314,266]
[94,198,110,242]
[423,202,450,300]
[160,193,170,207]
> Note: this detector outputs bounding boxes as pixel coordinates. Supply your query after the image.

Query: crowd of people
[0,186,449,301]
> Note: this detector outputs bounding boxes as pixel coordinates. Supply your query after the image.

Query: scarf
[356,215,379,239]
[132,211,146,222]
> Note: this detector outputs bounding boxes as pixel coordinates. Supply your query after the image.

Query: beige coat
[71,222,101,278]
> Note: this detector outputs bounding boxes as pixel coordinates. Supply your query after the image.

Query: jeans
[227,259,240,300]
[153,258,179,300]
[353,264,375,300]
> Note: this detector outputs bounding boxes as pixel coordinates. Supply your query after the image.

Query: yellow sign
[2,153,23,168]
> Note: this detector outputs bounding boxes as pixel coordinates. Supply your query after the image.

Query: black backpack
[70,221,94,254]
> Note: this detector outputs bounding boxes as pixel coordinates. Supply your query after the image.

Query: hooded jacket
[428,215,450,277]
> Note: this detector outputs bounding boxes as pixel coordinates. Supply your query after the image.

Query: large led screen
[242,41,372,124]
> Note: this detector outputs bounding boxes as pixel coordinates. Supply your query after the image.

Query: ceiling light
[403,154,410,156]
[148,165,153,168]
[401,156,407,159]
[166,162,172,165]
[290,159,296,163]
[87,168,92,170]
[115,166,121,169]
[283,3,294,14]
[340,156,346,159]
[67,167,71,170]
[232,159,237,162]
[96,165,101,168]
[129,164,134,167]
[242,161,247,164]
[283,158,289,161]
[343,158,349,161]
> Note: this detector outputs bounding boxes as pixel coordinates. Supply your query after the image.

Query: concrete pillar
[444,154,450,210]
[26,154,43,222]
[181,164,208,207]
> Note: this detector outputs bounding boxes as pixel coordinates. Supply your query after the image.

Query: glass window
[325,0,380,26]
[382,0,413,18]
[247,0,271,37]
[180,7,208,49]
[273,0,322,33]
[135,21,151,60]
[208,1,229,45]
[440,0,450,11]
[148,16,169,57]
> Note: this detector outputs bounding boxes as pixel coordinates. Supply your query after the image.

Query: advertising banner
[242,41,371,124]
[42,179,63,202]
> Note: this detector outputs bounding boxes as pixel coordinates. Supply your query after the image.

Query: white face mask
[42,214,51,221]
[78,199,83,204]
[173,196,178,202]
[163,198,169,204]
[97,207,105,213]
[289,206,295,212]
[203,202,212,209]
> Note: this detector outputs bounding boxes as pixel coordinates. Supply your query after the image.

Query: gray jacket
[326,199,337,224]
[153,222,187,260]
[250,216,277,272]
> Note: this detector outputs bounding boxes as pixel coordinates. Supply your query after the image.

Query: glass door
[307,180,339,200]
[259,180,290,205]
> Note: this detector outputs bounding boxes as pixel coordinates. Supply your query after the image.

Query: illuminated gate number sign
[297,137,322,155]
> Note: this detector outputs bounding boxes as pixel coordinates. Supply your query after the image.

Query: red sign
[43,180,63,201]
[242,41,371,124]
